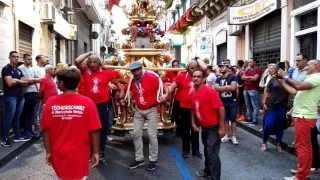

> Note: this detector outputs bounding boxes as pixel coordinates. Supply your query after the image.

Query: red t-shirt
[244,67,263,90]
[165,71,180,101]
[82,66,114,104]
[41,94,101,179]
[39,76,58,104]
[124,71,160,110]
[78,75,85,95]
[111,70,121,81]
[191,86,223,127]
[175,72,194,108]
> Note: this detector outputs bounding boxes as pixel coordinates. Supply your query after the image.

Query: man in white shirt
[33,55,46,130]
[18,54,42,137]
[206,65,217,88]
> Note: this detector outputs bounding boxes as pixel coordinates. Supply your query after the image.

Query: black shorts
[223,101,238,122]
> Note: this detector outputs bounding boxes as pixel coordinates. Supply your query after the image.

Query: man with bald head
[39,65,58,105]
[75,52,117,163]
[279,60,320,180]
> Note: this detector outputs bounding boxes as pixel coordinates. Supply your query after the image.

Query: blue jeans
[96,101,110,153]
[263,107,286,143]
[3,96,25,139]
[243,90,259,122]
[33,97,42,127]
[21,92,38,133]
[106,101,114,136]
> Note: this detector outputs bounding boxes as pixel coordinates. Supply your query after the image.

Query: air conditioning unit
[41,3,56,24]
[229,25,244,36]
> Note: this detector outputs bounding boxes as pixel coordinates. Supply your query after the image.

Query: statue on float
[107,0,183,135]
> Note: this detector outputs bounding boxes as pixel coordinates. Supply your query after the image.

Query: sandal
[276,146,282,153]
[261,144,267,152]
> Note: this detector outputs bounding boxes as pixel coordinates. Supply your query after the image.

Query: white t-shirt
[33,64,46,89]
[206,73,217,88]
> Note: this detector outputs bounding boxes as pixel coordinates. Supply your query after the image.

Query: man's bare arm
[278,79,297,95]
[42,130,51,154]
[75,52,92,73]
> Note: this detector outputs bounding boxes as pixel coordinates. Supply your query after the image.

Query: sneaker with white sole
[291,168,318,175]
[13,136,31,142]
[1,138,12,147]
[128,160,145,169]
[196,170,211,178]
[231,136,238,145]
[107,135,113,141]
[283,176,298,180]
[221,135,230,143]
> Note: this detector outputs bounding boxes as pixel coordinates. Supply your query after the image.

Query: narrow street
[0,128,318,180]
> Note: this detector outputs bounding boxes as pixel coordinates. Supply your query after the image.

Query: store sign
[199,36,212,54]
[228,0,278,25]
[173,35,184,46]
[0,5,13,71]
[53,12,78,40]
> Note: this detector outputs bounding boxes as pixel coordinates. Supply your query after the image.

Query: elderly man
[75,52,117,163]
[119,61,168,171]
[39,65,58,105]
[279,60,320,180]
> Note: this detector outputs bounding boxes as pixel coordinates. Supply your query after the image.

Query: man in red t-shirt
[104,60,122,141]
[39,65,58,105]
[75,52,117,162]
[191,69,225,180]
[241,58,262,125]
[164,60,182,137]
[163,58,207,159]
[41,68,101,180]
[119,61,168,171]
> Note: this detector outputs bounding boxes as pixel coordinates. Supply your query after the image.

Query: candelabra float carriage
[105,0,185,136]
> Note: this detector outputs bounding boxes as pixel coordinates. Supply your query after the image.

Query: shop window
[300,10,317,30]
[300,33,317,60]
[55,37,60,64]
[253,48,280,70]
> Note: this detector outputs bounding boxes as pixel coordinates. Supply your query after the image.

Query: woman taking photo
[261,64,289,153]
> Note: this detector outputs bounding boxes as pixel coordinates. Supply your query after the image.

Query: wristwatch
[284,75,289,80]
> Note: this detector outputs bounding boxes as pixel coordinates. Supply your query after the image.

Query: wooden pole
[103,65,186,72]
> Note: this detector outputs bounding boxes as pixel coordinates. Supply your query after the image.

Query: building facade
[290,0,320,66]
[0,0,108,70]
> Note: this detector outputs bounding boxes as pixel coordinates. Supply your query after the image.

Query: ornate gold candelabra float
[109,0,183,134]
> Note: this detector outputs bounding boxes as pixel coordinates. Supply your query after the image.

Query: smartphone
[277,62,286,70]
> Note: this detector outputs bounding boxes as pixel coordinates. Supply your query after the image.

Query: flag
[108,0,121,12]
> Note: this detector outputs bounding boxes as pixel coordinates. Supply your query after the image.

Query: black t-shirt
[215,74,237,103]
[1,64,24,97]
[266,77,288,112]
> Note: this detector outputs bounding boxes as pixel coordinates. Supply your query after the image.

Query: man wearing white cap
[119,61,168,171]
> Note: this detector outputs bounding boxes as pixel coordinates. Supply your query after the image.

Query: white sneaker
[107,135,113,141]
[221,135,230,143]
[231,136,238,145]
[283,176,297,180]
[291,168,318,175]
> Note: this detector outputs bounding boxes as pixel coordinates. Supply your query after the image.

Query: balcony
[76,0,101,23]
